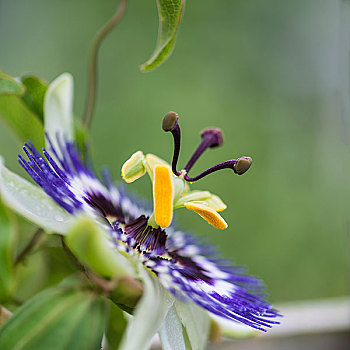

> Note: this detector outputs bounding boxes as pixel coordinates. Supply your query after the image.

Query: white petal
[0,158,73,233]
[210,313,256,338]
[44,73,74,151]
[120,267,174,350]
[159,305,187,350]
[175,301,210,350]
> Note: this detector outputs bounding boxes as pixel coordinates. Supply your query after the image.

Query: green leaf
[140,0,185,72]
[105,299,127,350]
[0,73,25,96]
[0,158,73,234]
[0,284,107,350]
[20,75,48,121]
[0,95,44,147]
[0,200,15,302]
[65,215,135,278]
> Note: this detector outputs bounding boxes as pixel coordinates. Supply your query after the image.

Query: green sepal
[20,75,48,121]
[0,283,107,350]
[0,94,44,147]
[65,216,134,278]
[174,300,210,350]
[0,71,44,146]
[158,305,187,350]
[109,276,143,312]
[0,73,25,96]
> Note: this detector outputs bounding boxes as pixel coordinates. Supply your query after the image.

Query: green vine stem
[82,0,128,130]
[14,228,44,266]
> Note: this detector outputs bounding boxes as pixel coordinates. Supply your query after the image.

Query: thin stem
[82,0,128,130]
[60,236,87,274]
[14,228,44,266]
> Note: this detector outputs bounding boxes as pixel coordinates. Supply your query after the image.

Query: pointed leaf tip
[140,0,185,72]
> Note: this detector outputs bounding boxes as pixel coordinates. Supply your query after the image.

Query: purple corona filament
[162,112,252,181]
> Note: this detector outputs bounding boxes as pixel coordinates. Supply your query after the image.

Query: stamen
[184,157,252,182]
[153,165,174,228]
[184,201,228,230]
[184,128,224,172]
[121,151,146,183]
[162,112,182,176]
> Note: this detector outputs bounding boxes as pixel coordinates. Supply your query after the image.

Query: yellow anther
[121,151,146,183]
[184,201,228,230]
[153,165,174,228]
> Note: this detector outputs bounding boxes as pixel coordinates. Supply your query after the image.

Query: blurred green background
[0,0,349,303]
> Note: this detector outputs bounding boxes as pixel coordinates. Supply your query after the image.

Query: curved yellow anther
[184,201,228,230]
[153,165,174,228]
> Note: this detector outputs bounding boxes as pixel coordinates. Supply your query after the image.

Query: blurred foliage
[0,278,106,350]
[0,0,349,304]
[0,199,15,302]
